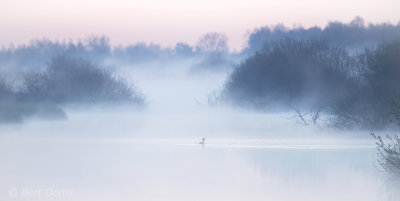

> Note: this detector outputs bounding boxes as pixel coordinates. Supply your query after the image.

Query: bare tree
[371,101,400,196]
[207,90,220,107]
[310,106,323,127]
[196,32,228,54]
[372,133,400,187]
[292,107,309,126]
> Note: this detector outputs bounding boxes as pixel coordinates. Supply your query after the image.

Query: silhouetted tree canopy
[223,39,400,130]
[0,56,144,123]
[193,32,231,70]
[245,17,400,55]
[20,56,143,104]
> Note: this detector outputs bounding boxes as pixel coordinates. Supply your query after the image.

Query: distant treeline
[244,16,400,54]
[223,39,400,130]
[2,17,398,70]
[0,32,233,71]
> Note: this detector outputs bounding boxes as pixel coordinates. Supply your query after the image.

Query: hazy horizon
[1,0,400,50]
[2,0,400,200]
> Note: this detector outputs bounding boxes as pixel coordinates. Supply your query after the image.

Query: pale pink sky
[1,0,399,50]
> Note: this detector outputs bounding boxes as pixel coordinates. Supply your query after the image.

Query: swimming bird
[199,137,206,144]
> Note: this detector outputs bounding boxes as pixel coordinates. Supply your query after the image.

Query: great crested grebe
[199,137,206,144]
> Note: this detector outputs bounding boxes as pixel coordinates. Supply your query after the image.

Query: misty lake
[0,120,390,201]
[1,2,400,200]
[0,67,396,201]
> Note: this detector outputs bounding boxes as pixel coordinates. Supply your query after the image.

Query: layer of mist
[0,16,400,200]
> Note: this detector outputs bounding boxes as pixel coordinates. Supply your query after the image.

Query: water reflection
[0,137,392,201]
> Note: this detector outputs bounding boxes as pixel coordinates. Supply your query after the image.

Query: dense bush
[373,133,400,184]
[0,56,144,123]
[328,42,400,129]
[21,56,143,104]
[223,39,400,129]
[224,39,355,108]
[0,74,66,122]
[372,104,400,190]
[0,75,13,100]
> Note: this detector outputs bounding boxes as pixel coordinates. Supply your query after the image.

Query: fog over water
[1,16,400,201]
[0,57,394,201]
